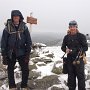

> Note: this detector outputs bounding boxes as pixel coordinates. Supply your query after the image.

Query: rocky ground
[0,43,90,90]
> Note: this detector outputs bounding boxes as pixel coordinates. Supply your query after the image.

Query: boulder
[28,71,41,80]
[87,74,90,80]
[29,64,37,71]
[28,75,60,90]
[37,62,46,66]
[30,53,39,58]
[51,62,63,74]
[45,53,54,58]
[0,68,7,80]
[32,57,53,64]
[52,66,62,74]
[32,43,46,50]
[51,86,65,90]
[32,58,42,63]
[43,58,53,64]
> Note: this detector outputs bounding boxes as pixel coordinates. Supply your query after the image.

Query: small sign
[27,16,37,24]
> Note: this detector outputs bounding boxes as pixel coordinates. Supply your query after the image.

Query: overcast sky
[0,0,90,34]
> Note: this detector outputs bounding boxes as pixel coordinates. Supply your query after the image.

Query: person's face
[69,26,77,35]
[13,16,20,24]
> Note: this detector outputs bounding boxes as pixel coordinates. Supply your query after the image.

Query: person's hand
[66,48,72,54]
[2,56,8,65]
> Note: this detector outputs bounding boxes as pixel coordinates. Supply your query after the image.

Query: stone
[29,64,37,71]
[28,71,41,80]
[28,75,60,90]
[45,53,54,58]
[52,67,62,74]
[30,53,39,58]
[51,86,65,90]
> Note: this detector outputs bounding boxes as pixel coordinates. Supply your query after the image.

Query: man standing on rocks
[61,20,88,90]
[1,10,32,90]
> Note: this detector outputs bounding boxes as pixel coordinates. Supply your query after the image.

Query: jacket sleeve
[61,35,67,52]
[1,28,9,56]
[24,26,32,54]
[79,34,88,52]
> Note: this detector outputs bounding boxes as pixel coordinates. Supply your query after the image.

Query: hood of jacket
[11,10,24,21]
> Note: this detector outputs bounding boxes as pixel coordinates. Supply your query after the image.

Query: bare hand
[66,48,72,54]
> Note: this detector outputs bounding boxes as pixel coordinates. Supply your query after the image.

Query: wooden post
[27,12,37,32]
[30,12,33,32]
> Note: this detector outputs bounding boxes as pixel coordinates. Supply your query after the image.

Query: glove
[24,53,30,63]
[2,56,8,65]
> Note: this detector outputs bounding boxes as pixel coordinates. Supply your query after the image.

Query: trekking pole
[61,53,66,59]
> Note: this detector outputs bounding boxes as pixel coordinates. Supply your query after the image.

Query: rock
[45,53,54,58]
[43,50,49,54]
[87,74,90,80]
[55,61,62,64]
[64,80,68,86]
[51,62,63,74]
[32,57,53,64]
[28,71,41,80]
[15,71,21,79]
[0,78,8,88]
[51,86,65,90]
[29,64,37,71]
[86,80,90,89]
[0,68,7,80]
[28,75,60,90]
[0,81,3,87]
[30,53,39,58]
[52,66,62,74]
[16,82,21,89]
[32,58,42,63]
[0,64,7,73]
[32,43,46,50]
[37,62,46,66]
[43,58,53,64]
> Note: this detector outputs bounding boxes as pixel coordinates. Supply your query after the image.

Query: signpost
[27,12,37,32]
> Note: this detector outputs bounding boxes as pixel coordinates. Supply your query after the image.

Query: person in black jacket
[61,20,88,90]
[1,10,32,90]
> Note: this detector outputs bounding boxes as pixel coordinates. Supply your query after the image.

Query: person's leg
[76,59,86,90]
[7,54,16,88]
[18,56,29,88]
[67,61,76,90]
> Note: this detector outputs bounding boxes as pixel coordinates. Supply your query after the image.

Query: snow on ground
[35,46,64,79]
[36,62,54,79]
[0,46,90,90]
[36,46,90,89]
[86,47,90,58]
[42,46,64,61]
[87,40,90,44]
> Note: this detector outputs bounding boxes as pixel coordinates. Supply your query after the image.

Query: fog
[0,0,90,34]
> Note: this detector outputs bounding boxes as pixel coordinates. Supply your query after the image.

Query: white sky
[0,0,90,33]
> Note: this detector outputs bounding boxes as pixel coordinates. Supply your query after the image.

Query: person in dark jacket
[61,20,88,90]
[1,10,32,90]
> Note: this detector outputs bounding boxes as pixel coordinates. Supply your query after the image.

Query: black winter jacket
[61,33,88,58]
[1,21,32,57]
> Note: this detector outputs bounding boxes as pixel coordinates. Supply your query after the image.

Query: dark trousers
[67,58,86,90]
[7,54,29,88]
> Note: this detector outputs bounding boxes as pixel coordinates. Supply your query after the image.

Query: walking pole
[61,53,66,59]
